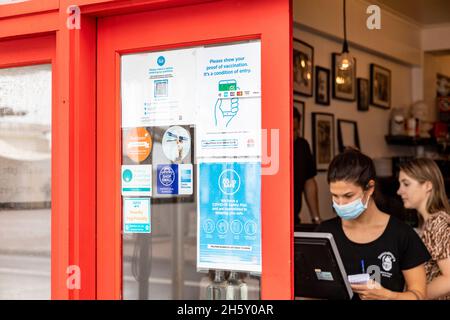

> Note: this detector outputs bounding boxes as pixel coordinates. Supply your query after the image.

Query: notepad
[348,274,370,284]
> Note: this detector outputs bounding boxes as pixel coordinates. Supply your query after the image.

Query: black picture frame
[332,52,356,101]
[294,39,314,96]
[315,66,330,106]
[337,119,360,153]
[370,63,391,109]
[357,78,369,111]
[311,112,335,171]
[294,99,305,138]
[437,73,450,113]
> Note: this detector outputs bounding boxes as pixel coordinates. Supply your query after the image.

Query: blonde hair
[399,158,450,215]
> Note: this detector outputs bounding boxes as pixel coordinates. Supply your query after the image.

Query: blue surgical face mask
[333,194,370,220]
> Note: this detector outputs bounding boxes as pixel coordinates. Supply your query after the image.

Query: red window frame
[1,0,293,300]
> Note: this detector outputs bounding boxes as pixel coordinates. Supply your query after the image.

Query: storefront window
[0,64,52,299]
[120,41,262,299]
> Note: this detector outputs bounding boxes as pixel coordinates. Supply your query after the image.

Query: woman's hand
[351,280,398,300]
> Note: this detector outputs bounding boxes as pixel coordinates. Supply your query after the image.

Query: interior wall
[422,24,450,52]
[293,0,422,66]
[423,53,450,121]
[293,18,419,222]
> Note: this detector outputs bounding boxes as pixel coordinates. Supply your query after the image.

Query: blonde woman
[397,158,450,300]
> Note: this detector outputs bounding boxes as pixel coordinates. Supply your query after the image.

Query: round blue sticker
[122,169,133,182]
[157,56,165,66]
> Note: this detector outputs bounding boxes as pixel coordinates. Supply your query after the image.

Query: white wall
[293,0,421,222]
[422,23,450,52]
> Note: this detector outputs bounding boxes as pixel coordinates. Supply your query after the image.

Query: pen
[361,259,365,274]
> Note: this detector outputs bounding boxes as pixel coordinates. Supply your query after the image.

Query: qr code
[154,80,168,97]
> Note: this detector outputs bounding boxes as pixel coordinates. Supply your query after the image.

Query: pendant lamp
[337,0,354,72]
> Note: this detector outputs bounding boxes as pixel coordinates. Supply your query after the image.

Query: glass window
[0,64,52,299]
[120,41,262,300]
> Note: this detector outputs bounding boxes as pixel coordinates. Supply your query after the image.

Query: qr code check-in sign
[154,79,168,97]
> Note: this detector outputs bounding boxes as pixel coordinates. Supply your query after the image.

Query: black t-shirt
[294,137,316,223]
[316,216,431,299]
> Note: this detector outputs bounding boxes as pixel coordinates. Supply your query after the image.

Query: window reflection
[0,64,51,300]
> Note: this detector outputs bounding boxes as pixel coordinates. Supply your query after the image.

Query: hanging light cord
[343,0,349,53]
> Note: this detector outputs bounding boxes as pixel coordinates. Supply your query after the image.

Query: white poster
[195,41,261,161]
[121,165,152,196]
[123,198,151,234]
[121,48,197,128]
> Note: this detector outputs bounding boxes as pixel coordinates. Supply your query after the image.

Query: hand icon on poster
[214,90,240,128]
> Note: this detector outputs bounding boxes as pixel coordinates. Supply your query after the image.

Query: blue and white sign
[121,165,152,196]
[197,162,261,272]
[157,164,193,195]
[179,164,193,195]
[157,164,178,194]
[121,48,197,127]
[123,198,151,233]
[196,41,261,161]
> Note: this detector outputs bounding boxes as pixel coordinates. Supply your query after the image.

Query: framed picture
[293,39,314,96]
[315,66,330,105]
[332,53,356,101]
[357,78,369,111]
[370,64,391,109]
[311,112,335,171]
[293,99,305,138]
[436,73,450,113]
[337,119,360,153]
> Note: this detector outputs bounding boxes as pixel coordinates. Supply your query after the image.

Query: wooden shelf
[385,135,435,146]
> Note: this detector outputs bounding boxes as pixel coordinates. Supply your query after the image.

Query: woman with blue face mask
[316,149,430,300]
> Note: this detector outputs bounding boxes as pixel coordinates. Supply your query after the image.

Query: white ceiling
[376,0,450,25]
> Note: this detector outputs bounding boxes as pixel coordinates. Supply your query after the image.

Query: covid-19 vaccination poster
[195,41,261,161]
[197,162,262,273]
